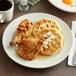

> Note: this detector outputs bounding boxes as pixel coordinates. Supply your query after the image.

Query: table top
[0,0,76,76]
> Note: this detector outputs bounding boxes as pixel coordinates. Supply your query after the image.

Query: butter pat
[43,32,52,37]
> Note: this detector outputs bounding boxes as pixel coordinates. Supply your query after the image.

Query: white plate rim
[2,13,73,69]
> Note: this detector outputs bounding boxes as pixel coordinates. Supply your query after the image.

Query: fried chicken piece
[17,38,43,60]
[10,19,33,46]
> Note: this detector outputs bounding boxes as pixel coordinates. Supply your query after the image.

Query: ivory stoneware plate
[2,13,72,69]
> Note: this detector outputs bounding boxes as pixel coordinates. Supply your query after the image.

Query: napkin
[68,21,76,66]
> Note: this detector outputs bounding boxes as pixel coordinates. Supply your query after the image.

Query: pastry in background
[62,0,75,6]
[62,0,73,5]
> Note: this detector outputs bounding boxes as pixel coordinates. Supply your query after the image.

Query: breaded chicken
[17,38,43,60]
[10,19,33,46]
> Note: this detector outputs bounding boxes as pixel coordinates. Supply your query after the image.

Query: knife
[68,21,76,66]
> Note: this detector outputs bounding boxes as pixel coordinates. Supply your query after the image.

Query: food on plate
[10,18,63,60]
[33,18,61,37]
[62,0,74,5]
[40,29,63,55]
[17,38,43,60]
[10,19,33,46]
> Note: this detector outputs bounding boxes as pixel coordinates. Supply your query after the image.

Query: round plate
[48,0,76,13]
[2,13,72,69]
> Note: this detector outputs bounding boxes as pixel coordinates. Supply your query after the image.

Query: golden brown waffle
[33,18,61,37]
[39,28,63,55]
[10,19,33,46]
[17,38,43,60]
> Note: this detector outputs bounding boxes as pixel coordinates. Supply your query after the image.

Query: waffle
[17,38,43,60]
[10,19,33,46]
[39,28,63,55]
[33,18,61,37]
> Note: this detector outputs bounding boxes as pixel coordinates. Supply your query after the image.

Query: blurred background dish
[48,0,76,13]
